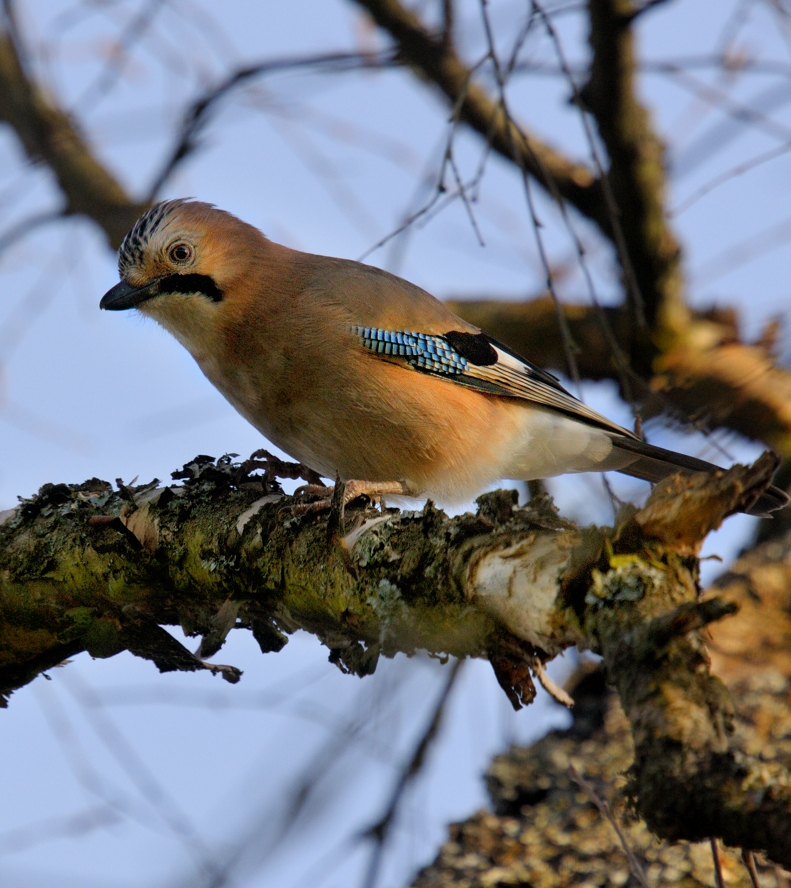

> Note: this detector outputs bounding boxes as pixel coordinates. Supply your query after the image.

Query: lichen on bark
[1,451,789,866]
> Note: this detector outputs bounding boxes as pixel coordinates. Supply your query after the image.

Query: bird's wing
[351,325,635,439]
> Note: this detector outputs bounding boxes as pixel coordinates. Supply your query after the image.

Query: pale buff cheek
[138,295,221,361]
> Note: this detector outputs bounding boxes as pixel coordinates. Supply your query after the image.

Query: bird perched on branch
[101,199,788,517]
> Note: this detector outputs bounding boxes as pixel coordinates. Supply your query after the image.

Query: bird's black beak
[100,278,161,311]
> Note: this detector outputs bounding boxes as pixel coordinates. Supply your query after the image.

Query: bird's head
[100,198,266,353]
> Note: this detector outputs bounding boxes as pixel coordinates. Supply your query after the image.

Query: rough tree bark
[1,451,789,866]
[409,515,791,887]
[2,0,791,880]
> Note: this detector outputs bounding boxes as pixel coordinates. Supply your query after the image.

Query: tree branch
[412,660,791,887]
[148,49,400,197]
[352,0,691,373]
[582,0,687,364]
[0,31,146,247]
[1,452,789,864]
[349,0,608,231]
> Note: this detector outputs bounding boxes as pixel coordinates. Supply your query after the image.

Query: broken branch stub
[2,453,790,862]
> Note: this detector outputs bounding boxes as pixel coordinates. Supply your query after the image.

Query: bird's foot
[290,480,411,516]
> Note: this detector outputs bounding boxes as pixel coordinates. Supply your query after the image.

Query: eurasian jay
[101,199,788,517]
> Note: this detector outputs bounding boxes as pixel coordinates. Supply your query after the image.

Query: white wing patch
[461,345,635,439]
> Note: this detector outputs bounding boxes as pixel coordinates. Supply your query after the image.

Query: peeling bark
[1,453,789,865]
[411,507,791,886]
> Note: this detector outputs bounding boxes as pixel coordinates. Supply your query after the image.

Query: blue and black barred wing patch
[351,325,634,437]
[352,327,470,375]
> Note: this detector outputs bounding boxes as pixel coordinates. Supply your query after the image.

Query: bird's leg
[291,480,413,516]
[293,483,332,497]
[343,480,413,503]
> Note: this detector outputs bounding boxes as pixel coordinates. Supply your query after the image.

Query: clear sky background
[1,1,791,886]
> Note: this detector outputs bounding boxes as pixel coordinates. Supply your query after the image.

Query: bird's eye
[168,242,193,264]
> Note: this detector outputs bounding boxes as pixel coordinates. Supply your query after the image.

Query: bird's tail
[610,436,789,518]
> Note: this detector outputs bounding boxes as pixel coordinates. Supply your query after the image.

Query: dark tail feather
[611,436,789,518]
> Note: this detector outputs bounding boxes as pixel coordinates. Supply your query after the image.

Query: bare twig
[532,658,574,708]
[711,837,726,888]
[569,761,651,888]
[477,0,584,391]
[673,139,791,216]
[147,49,399,197]
[72,0,169,113]
[349,0,607,230]
[0,30,145,247]
[581,0,687,359]
[0,208,66,256]
[61,669,221,882]
[361,659,463,888]
[742,849,762,888]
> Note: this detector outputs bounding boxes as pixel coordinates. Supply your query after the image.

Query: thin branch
[0,805,121,853]
[61,669,220,883]
[147,49,399,197]
[71,0,169,113]
[361,659,463,888]
[742,849,763,888]
[477,0,584,391]
[349,0,608,231]
[568,762,651,888]
[446,144,485,246]
[582,0,687,360]
[0,208,66,256]
[0,30,145,247]
[512,55,791,80]
[672,138,791,216]
[711,838,726,888]
[530,0,646,403]
[667,66,791,145]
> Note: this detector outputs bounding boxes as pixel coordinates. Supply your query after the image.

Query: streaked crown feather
[118,198,208,277]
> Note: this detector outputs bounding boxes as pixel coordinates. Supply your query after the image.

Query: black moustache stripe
[159,273,223,302]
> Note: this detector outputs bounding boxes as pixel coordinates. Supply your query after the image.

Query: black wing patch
[443,331,498,366]
[483,333,566,390]
[351,325,634,437]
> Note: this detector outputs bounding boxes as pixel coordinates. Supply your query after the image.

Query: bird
[101,199,788,518]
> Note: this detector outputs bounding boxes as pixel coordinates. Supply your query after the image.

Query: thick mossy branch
[592,586,791,867]
[0,460,582,703]
[582,456,791,867]
[412,663,791,887]
[1,452,789,863]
